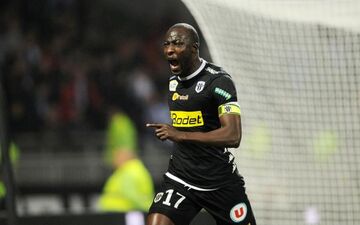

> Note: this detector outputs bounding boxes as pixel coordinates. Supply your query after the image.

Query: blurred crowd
[0,0,204,137]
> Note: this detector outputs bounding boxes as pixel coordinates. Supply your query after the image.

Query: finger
[155,128,163,133]
[156,131,168,139]
[156,131,165,138]
[146,123,163,128]
[159,134,168,141]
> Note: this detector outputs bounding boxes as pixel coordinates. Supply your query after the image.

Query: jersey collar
[177,58,206,81]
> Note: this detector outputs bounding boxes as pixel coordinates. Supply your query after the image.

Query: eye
[163,41,170,46]
[174,40,183,46]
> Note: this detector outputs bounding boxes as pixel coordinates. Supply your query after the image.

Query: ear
[192,42,199,51]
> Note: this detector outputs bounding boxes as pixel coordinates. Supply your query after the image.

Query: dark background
[0,0,211,217]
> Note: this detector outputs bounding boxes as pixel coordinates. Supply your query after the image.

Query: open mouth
[168,59,180,73]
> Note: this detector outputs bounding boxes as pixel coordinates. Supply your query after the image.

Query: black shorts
[148,177,256,225]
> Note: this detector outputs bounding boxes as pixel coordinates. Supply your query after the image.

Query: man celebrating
[146,23,256,225]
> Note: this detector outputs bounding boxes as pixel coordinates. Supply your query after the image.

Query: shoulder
[203,62,233,81]
[203,62,227,76]
[201,62,234,88]
[202,63,238,100]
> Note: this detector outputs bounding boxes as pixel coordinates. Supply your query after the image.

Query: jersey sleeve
[211,75,238,105]
[210,75,241,116]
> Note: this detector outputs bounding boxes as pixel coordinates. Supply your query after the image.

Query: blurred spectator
[98,105,154,212]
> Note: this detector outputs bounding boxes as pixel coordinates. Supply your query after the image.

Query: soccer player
[146,23,256,225]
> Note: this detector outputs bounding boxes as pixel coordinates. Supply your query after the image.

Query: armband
[218,102,241,117]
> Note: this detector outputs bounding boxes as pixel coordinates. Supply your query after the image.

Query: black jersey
[166,59,243,190]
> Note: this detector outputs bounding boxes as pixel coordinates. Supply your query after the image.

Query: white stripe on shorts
[165,172,219,191]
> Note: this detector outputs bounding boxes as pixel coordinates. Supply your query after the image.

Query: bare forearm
[147,115,241,148]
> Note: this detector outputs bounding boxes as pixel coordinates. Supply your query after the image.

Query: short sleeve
[211,74,238,106]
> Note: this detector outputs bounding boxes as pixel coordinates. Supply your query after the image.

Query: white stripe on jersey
[177,58,207,81]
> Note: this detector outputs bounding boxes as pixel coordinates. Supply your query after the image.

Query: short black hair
[170,23,200,48]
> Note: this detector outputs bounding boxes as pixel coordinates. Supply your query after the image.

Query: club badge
[153,192,164,203]
[169,80,178,91]
[195,81,205,93]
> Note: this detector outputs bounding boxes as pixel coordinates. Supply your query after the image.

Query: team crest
[195,81,205,93]
[229,203,247,223]
[169,80,178,91]
[225,105,232,113]
[154,192,164,203]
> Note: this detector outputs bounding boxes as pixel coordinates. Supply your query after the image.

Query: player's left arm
[186,112,241,148]
[146,113,241,148]
[147,74,242,148]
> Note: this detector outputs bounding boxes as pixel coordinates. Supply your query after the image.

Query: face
[163,27,194,76]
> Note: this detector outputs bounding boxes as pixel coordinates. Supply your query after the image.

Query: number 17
[162,189,186,209]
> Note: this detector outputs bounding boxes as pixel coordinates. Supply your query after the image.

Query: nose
[165,45,175,56]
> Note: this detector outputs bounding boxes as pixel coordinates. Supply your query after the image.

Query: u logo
[235,207,244,218]
[230,203,247,222]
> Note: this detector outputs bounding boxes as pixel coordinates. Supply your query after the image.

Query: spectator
[98,104,154,212]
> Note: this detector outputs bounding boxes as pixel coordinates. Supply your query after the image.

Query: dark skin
[146,23,242,225]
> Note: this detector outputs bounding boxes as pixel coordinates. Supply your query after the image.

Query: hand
[146,123,182,142]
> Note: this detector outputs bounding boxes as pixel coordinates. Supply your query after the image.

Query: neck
[191,57,202,73]
[178,57,206,81]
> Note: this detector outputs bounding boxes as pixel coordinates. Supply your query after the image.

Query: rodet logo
[170,111,203,127]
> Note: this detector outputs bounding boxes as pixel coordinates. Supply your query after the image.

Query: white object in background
[125,211,145,225]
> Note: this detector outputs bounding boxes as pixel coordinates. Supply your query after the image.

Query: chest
[168,79,212,111]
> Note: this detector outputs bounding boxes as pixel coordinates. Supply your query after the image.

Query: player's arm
[182,74,242,147]
[181,112,242,147]
[146,102,242,148]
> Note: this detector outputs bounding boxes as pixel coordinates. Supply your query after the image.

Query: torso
[166,61,243,189]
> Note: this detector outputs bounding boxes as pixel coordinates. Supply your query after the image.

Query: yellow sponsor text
[170,111,203,127]
[172,92,189,101]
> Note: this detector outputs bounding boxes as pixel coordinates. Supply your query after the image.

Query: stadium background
[1,0,360,225]
[0,0,213,224]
